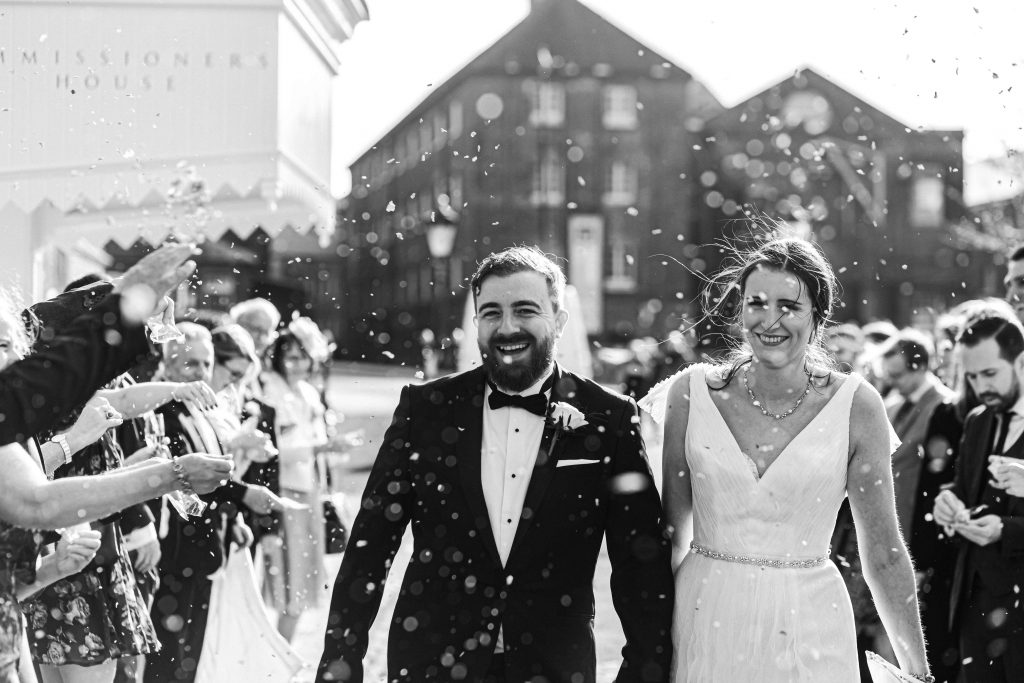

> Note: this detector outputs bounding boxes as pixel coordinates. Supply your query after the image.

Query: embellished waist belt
[689,542,828,569]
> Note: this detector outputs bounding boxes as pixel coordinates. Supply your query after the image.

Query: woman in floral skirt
[23,408,160,683]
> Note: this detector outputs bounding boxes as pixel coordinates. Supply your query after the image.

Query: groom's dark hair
[470,246,566,312]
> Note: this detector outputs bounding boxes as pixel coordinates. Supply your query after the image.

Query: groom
[317,246,673,682]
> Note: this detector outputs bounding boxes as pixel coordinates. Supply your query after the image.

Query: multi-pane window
[531,147,564,206]
[449,174,463,208]
[602,160,638,205]
[527,81,566,128]
[910,169,944,229]
[605,214,638,291]
[395,136,406,168]
[602,85,637,130]
[433,110,447,150]
[406,129,419,163]
[419,119,432,156]
[449,100,463,139]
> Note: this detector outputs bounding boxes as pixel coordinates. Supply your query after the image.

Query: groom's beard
[479,331,555,392]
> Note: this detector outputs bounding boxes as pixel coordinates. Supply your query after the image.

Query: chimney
[530,0,551,11]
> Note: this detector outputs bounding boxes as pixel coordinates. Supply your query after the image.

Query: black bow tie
[487,378,552,417]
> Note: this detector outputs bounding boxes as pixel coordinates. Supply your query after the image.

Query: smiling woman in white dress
[642,235,932,682]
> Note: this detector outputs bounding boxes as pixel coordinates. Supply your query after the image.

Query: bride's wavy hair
[702,231,839,388]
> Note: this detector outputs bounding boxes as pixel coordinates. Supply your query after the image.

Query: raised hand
[55,528,102,577]
[172,381,219,412]
[175,453,233,494]
[229,417,277,463]
[113,243,198,322]
[67,397,123,450]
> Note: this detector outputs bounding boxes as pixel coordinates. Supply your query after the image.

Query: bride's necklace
[742,366,812,421]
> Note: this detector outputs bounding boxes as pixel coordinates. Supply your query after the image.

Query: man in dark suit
[934,307,1024,682]
[881,330,955,536]
[317,247,673,683]
[145,322,283,683]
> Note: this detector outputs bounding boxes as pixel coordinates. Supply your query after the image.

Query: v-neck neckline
[701,367,856,483]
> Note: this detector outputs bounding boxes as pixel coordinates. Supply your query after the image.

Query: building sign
[0,3,279,187]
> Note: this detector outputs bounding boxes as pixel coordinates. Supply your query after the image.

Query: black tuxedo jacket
[0,288,149,445]
[317,365,674,683]
[949,404,1024,628]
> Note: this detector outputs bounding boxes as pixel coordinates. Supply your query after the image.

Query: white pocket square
[556,459,600,468]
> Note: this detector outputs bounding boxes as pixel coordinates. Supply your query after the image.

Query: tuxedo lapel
[454,367,503,567]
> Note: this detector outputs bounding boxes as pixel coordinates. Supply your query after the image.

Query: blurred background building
[337,0,725,363]
[5,0,1021,370]
[334,0,1009,364]
[706,68,995,327]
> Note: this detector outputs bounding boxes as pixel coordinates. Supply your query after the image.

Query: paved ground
[286,363,662,682]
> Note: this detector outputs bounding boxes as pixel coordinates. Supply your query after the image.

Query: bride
[642,235,931,682]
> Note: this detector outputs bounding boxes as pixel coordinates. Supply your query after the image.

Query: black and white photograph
[1,1,1023,681]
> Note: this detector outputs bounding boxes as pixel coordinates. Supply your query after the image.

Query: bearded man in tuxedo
[317,246,673,683]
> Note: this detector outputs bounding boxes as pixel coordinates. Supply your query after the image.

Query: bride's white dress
[671,365,865,682]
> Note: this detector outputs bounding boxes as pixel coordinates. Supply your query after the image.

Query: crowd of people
[315,237,1024,683]
[3,236,1024,683]
[811,248,1024,682]
[0,243,354,683]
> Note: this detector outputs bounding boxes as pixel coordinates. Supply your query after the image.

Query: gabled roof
[351,0,705,167]
[472,0,695,80]
[710,66,937,140]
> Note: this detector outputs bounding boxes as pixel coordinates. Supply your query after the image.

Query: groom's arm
[317,385,416,683]
[604,398,674,683]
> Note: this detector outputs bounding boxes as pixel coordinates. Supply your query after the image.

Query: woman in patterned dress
[23,406,162,683]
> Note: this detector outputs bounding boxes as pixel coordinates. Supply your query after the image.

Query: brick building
[705,68,995,325]
[338,0,722,362]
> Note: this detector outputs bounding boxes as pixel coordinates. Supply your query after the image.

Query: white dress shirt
[481,367,553,566]
[481,367,553,654]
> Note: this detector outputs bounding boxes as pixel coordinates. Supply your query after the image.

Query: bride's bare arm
[662,370,694,571]
[847,382,930,679]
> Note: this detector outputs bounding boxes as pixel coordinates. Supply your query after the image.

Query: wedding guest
[206,325,275,478]
[909,367,977,683]
[228,298,283,546]
[0,288,230,683]
[934,305,1024,682]
[880,330,956,537]
[230,298,280,365]
[145,324,283,683]
[825,322,864,373]
[1003,245,1024,324]
[23,389,162,683]
[261,320,332,642]
[0,244,195,447]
